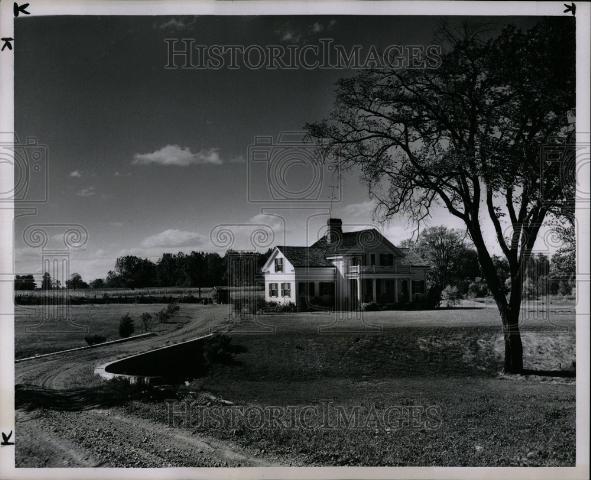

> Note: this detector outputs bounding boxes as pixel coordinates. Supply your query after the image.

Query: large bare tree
[306,19,575,373]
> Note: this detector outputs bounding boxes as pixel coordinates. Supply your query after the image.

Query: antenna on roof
[328,183,339,217]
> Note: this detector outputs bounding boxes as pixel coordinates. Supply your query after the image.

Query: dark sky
[15,15,545,280]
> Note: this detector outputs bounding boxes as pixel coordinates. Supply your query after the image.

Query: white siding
[265,274,296,304]
[262,250,297,305]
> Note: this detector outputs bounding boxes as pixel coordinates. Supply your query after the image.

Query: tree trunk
[502,309,523,373]
[467,226,524,374]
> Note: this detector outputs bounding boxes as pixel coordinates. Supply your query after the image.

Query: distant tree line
[25,250,272,291]
[14,275,36,290]
[401,225,576,301]
[16,226,574,299]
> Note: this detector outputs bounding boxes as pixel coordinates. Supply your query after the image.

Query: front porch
[347,277,423,306]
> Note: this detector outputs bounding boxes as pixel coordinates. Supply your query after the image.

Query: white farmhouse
[261,218,429,309]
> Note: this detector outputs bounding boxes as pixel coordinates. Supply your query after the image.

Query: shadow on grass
[521,369,576,378]
[434,306,486,311]
[15,381,176,412]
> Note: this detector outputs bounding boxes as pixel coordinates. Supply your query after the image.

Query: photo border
[1,1,588,479]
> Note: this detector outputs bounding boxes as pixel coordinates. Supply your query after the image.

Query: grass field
[121,301,576,466]
[15,300,576,466]
[15,304,226,359]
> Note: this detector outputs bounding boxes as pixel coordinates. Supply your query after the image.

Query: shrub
[157,309,169,323]
[140,312,153,332]
[361,302,380,312]
[166,302,180,316]
[440,285,462,307]
[118,313,135,338]
[558,279,572,296]
[412,287,441,310]
[455,279,471,297]
[232,297,266,315]
[85,334,107,346]
[468,279,489,298]
[273,302,296,313]
[522,278,538,299]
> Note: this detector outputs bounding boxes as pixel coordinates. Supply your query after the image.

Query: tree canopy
[306,19,575,372]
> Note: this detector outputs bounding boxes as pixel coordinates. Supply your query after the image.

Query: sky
[14,15,554,282]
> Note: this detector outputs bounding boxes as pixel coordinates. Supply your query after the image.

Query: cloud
[276,19,337,43]
[133,145,223,167]
[114,171,132,177]
[76,186,96,197]
[158,17,196,31]
[249,213,285,233]
[341,199,377,218]
[109,221,124,227]
[280,31,301,42]
[141,229,207,249]
[69,170,82,178]
[311,22,324,33]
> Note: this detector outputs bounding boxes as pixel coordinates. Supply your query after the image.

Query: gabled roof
[261,228,429,271]
[310,228,404,257]
[276,246,334,268]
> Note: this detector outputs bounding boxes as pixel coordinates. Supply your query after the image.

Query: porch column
[409,279,413,302]
[372,278,377,302]
[357,278,362,304]
[394,278,398,303]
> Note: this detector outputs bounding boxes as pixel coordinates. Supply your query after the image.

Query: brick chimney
[326,218,343,244]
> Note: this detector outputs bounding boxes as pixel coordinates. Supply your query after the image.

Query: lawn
[15,304,208,359]
[126,302,576,466]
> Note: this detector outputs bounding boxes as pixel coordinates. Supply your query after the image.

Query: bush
[266,301,296,313]
[118,313,135,338]
[361,302,381,312]
[455,279,471,297]
[414,287,441,309]
[468,279,489,298]
[140,312,153,332]
[232,297,266,315]
[166,302,180,316]
[157,309,169,323]
[441,285,462,307]
[84,334,107,346]
[558,279,573,296]
[522,278,538,299]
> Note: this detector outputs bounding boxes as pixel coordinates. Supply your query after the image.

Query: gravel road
[15,305,286,467]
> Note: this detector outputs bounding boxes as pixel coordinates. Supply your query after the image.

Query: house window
[351,255,363,266]
[281,282,291,297]
[380,254,394,266]
[319,282,334,296]
[412,280,425,294]
[370,254,376,266]
[269,283,278,297]
[309,282,315,297]
[274,258,283,272]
